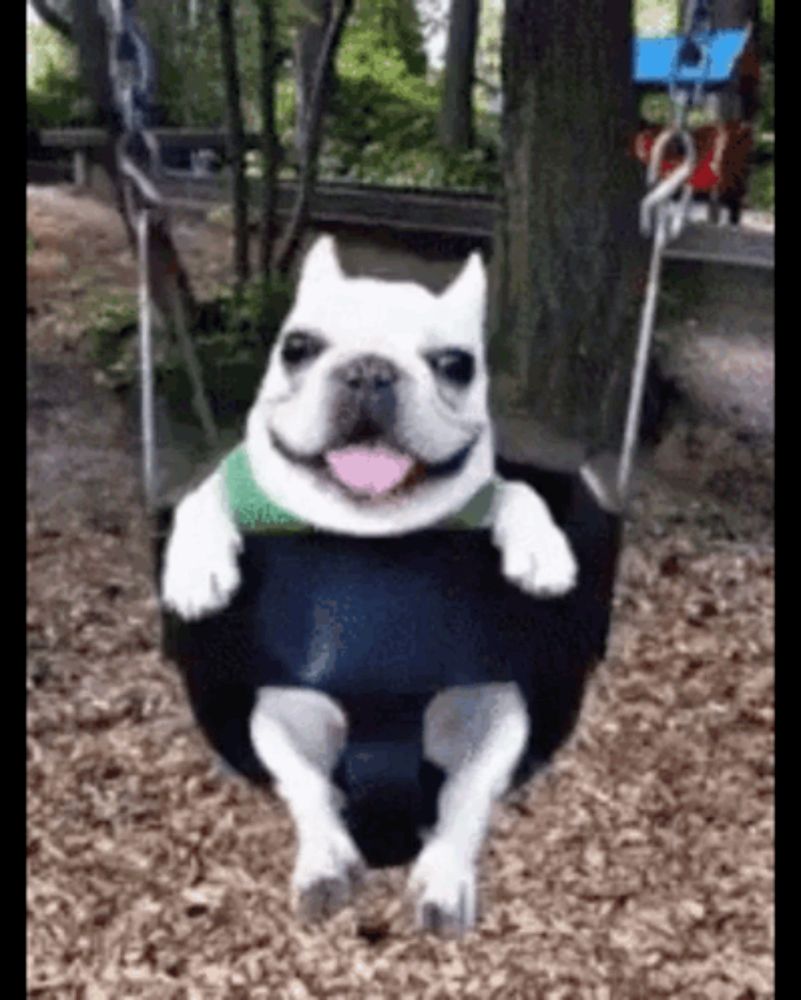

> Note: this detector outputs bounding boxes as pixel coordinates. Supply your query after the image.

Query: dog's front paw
[293,830,366,923]
[492,482,578,597]
[499,522,578,597]
[408,842,478,936]
[161,475,244,621]
[162,539,241,621]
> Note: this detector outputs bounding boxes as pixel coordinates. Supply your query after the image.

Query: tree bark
[274,0,354,277]
[258,0,281,280]
[29,0,72,40]
[293,0,334,158]
[490,0,644,457]
[217,0,250,286]
[438,0,480,151]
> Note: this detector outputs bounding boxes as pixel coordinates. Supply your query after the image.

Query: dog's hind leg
[409,682,529,935]
[250,687,365,921]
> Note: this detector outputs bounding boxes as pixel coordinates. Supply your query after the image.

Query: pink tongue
[325,445,415,497]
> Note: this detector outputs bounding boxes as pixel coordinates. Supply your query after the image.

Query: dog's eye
[427,349,475,386]
[281,331,326,367]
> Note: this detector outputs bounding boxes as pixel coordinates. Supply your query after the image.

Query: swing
[633,1,759,222]
[111,1,692,868]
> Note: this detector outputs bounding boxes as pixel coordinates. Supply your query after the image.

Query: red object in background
[634,122,753,203]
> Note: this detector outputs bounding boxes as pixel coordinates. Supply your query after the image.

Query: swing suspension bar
[672,0,714,125]
[102,0,219,510]
[104,0,162,204]
[102,0,162,511]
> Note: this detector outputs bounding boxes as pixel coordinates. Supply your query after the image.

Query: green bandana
[222,444,495,533]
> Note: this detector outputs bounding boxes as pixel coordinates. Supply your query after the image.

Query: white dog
[161,236,579,934]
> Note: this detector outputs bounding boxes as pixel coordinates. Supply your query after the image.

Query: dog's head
[245,235,495,535]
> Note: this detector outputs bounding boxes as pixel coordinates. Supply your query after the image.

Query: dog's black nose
[335,355,400,393]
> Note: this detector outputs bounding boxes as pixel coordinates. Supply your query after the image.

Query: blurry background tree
[292,0,333,155]
[28,0,774,393]
[29,0,72,37]
[218,0,250,286]
[257,0,282,281]
[28,0,774,194]
[489,0,644,459]
[27,2,89,128]
[438,0,479,150]
[273,0,354,274]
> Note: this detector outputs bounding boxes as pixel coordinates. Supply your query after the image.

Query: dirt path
[27,186,773,999]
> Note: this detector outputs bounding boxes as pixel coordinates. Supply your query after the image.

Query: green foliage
[748,160,774,212]
[137,0,296,129]
[164,278,292,418]
[322,0,498,187]
[85,295,140,389]
[350,0,428,77]
[27,22,90,128]
[760,0,774,63]
[211,273,294,350]
[141,4,224,127]
[634,0,677,38]
[85,277,292,422]
[22,0,499,189]
[757,61,774,134]
[475,0,502,112]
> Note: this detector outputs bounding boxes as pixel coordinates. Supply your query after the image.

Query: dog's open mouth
[271,432,476,501]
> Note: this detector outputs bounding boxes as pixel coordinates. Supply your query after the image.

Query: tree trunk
[29,0,72,40]
[438,0,480,151]
[294,0,334,158]
[217,0,250,286]
[490,0,644,458]
[258,0,281,280]
[275,0,354,277]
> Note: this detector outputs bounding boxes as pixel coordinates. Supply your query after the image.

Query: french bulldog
[161,235,581,934]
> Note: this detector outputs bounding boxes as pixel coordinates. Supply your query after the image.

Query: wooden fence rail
[36,128,774,271]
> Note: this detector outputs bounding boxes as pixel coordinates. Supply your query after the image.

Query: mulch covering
[27,187,773,998]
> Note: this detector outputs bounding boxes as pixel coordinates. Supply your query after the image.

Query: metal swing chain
[616,4,715,506]
[136,206,157,509]
[673,0,714,130]
[101,0,162,509]
[103,0,220,511]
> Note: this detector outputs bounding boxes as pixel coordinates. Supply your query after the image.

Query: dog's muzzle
[332,354,400,440]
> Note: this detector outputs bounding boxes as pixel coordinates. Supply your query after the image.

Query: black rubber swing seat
[156,457,622,868]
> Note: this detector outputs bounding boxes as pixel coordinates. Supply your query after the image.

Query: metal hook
[640,127,696,239]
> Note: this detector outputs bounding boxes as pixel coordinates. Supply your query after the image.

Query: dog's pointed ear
[439,252,487,338]
[296,235,344,293]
